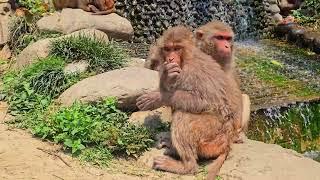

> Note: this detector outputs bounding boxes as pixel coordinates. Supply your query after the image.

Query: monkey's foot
[153,156,198,174]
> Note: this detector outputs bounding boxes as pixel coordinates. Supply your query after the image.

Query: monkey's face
[162,42,183,67]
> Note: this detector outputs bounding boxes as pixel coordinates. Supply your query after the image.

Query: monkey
[195,21,250,142]
[138,21,250,143]
[152,26,242,179]
[52,0,116,15]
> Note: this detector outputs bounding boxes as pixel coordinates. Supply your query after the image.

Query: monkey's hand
[163,62,181,85]
[136,91,162,111]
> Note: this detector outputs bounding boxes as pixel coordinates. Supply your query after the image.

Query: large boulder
[0,14,10,45]
[139,140,320,180]
[37,9,133,40]
[58,67,159,110]
[14,28,109,69]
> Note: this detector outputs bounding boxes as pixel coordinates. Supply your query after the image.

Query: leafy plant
[17,0,51,15]
[50,35,128,73]
[1,56,81,114]
[32,98,154,156]
[292,0,320,30]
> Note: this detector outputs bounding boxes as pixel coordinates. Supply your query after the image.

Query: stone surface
[126,57,145,68]
[58,67,159,110]
[14,29,109,69]
[272,13,283,23]
[129,106,172,129]
[138,139,320,180]
[64,61,89,75]
[267,4,281,14]
[37,8,133,40]
[0,44,11,60]
[0,14,10,45]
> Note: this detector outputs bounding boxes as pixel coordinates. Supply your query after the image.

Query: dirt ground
[0,102,192,180]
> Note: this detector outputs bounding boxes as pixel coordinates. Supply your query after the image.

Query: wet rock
[287,26,305,44]
[58,67,159,110]
[313,37,320,54]
[302,31,317,50]
[267,4,280,14]
[274,23,297,37]
[271,13,283,23]
[14,29,108,69]
[37,8,133,40]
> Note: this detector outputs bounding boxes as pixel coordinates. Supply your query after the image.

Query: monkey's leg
[88,4,100,12]
[153,117,198,174]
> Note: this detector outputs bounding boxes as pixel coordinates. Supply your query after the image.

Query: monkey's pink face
[162,42,183,67]
[211,32,233,58]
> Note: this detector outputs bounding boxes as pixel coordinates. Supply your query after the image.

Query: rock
[268,0,278,4]
[287,26,305,44]
[267,4,281,14]
[126,57,145,68]
[138,140,320,180]
[272,13,283,23]
[14,29,109,69]
[37,8,133,40]
[0,15,10,45]
[220,140,320,180]
[313,37,320,54]
[58,67,159,110]
[129,106,172,129]
[0,2,11,15]
[14,38,52,69]
[64,61,89,75]
[0,101,8,123]
[0,44,11,60]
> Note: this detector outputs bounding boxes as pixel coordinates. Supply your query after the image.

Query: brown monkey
[152,26,242,179]
[52,0,116,15]
[138,21,250,142]
[195,21,250,142]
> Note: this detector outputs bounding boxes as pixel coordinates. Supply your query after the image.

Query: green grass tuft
[50,35,128,73]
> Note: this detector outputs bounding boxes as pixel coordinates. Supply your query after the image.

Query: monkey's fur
[52,0,116,15]
[152,26,242,179]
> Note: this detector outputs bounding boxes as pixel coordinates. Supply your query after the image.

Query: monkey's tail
[91,9,116,15]
[206,153,228,180]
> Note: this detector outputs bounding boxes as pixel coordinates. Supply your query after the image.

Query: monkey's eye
[225,37,233,41]
[174,46,182,51]
[163,47,171,52]
[215,36,224,40]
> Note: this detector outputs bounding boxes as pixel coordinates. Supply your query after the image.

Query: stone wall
[115,0,266,43]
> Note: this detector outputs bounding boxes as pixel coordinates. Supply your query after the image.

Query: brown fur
[52,0,116,15]
[152,26,242,179]
[195,21,250,142]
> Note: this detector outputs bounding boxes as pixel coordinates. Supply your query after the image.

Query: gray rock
[268,0,278,4]
[272,13,283,23]
[14,29,109,69]
[58,67,159,110]
[267,4,281,14]
[37,8,133,40]
[64,61,89,75]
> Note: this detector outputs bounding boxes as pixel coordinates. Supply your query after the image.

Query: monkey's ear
[195,30,204,40]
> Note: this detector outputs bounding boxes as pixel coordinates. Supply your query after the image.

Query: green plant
[50,35,128,73]
[8,16,61,55]
[79,146,113,167]
[2,56,82,114]
[292,0,320,30]
[32,98,154,156]
[17,0,51,15]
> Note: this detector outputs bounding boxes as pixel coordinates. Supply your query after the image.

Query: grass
[248,103,320,153]
[8,16,61,55]
[50,35,129,73]
[237,55,319,97]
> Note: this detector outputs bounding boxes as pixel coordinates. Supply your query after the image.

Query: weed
[8,16,61,55]
[32,98,154,156]
[50,35,128,73]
